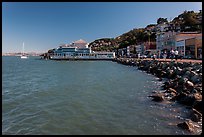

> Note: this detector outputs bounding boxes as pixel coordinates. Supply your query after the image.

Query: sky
[2,2,202,53]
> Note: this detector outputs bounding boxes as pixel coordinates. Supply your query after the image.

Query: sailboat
[21,42,28,59]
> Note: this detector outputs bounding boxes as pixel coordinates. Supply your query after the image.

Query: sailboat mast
[20,42,28,58]
[23,42,24,55]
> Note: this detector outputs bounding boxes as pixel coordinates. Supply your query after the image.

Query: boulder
[190,108,202,122]
[177,120,194,132]
[174,92,188,102]
[193,100,203,113]
[185,81,194,90]
[179,93,201,106]
[190,74,200,84]
[166,88,177,94]
[148,94,164,102]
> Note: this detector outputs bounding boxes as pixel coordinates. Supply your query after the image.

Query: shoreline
[113,57,202,134]
[49,58,114,61]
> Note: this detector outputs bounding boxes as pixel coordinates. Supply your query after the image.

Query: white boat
[21,55,28,59]
[21,42,28,59]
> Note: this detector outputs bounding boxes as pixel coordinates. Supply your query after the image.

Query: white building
[49,39,115,60]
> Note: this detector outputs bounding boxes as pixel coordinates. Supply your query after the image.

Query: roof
[74,39,87,44]
[175,33,202,41]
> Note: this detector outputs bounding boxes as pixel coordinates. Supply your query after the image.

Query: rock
[192,100,203,113]
[166,81,177,89]
[184,70,191,77]
[178,77,187,85]
[167,88,177,94]
[190,108,202,122]
[177,120,194,132]
[190,74,200,84]
[161,81,170,90]
[175,92,188,102]
[190,88,198,93]
[180,96,193,106]
[148,94,164,102]
[194,84,202,92]
[176,67,183,75]
[161,71,167,78]
[185,81,194,90]
[179,93,201,106]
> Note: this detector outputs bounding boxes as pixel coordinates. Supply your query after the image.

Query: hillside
[45,10,202,53]
[88,38,118,52]
[88,10,201,52]
[88,27,156,52]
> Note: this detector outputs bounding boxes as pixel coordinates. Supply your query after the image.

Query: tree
[182,11,199,26]
[157,18,168,24]
[173,10,202,32]
[48,49,54,53]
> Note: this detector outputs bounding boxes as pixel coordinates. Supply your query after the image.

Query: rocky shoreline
[113,58,202,134]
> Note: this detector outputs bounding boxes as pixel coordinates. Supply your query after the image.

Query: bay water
[2,56,194,135]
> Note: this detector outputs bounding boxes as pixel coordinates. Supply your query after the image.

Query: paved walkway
[143,58,202,63]
[120,58,202,63]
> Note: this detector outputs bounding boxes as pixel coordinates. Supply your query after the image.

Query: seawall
[113,58,202,134]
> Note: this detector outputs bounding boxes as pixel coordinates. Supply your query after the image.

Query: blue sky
[2,2,202,53]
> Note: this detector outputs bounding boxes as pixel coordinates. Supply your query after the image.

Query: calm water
[2,56,196,135]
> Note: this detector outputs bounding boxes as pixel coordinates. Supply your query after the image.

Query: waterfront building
[156,30,202,58]
[175,40,185,56]
[142,41,157,56]
[117,48,127,57]
[126,46,130,57]
[174,33,202,59]
[117,45,136,57]
[175,34,202,59]
[185,36,202,59]
[49,39,115,60]
[156,21,182,56]
[156,29,179,52]
[135,44,144,54]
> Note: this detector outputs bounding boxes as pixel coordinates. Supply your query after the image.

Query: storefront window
[185,45,195,58]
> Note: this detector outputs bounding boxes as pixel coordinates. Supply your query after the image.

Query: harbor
[3,2,202,135]
[40,51,203,134]
[3,56,202,135]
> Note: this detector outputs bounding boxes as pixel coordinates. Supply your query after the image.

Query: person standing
[163,50,167,60]
[138,53,140,59]
[174,49,178,60]
[152,53,156,60]
[170,49,175,60]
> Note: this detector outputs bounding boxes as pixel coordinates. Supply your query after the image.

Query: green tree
[157,18,168,24]
[173,10,202,32]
